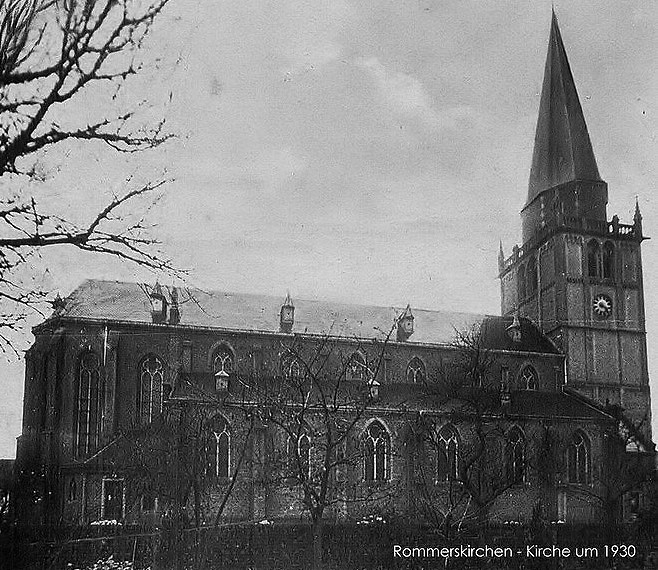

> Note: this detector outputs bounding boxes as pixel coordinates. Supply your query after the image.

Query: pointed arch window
[213,346,234,375]
[347,352,368,382]
[567,431,590,484]
[519,365,538,390]
[363,421,390,482]
[602,242,615,280]
[505,427,526,484]
[436,424,459,482]
[206,416,230,479]
[518,264,527,300]
[74,351,101,457]
[281,353,304,380]
[406,357,426,384]
[139,355,164,424]
[287,430,312,479]
[527,255,538,294]
[587,240,601,278]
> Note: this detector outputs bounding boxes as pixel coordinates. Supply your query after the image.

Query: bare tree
[243,332,398,570]
[410,324,522,545]
[0,0,177,351]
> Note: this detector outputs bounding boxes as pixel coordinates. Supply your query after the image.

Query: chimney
[280,292,295,333]
[397,305,414,342]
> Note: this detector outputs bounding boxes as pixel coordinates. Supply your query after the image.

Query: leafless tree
[0,0,177,351]
[410,324,522,545]
[242,332,398,570]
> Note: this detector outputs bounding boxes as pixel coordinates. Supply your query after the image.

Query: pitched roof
[50,279,559,354]
[527,11,602,205]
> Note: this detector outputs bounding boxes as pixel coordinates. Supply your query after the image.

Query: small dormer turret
[397,304,414,342]
[280,292,295,333]
[506,314,522,343]
[169,287,180,325]
[150,282,167,324]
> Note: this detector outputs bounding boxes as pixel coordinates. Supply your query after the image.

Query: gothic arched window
[567,431,590,484]
[348,352,367,382]
[519,365,538,390]
[281,353,304,380]
[587,240,600,278]
[139,355,164,424]
[288,430,312,478]
[505,427,526,484]
[436,424,459,482]
[206,415,230,479]
[518,264,527,300]
[527,255,538,294]
[213,346,234,375]
[603,241,615,280]
[406,357,426,384]
[363,421,390,482]
[74,351,101,457]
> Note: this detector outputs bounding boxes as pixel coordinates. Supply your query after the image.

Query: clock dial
[592,294,613,318]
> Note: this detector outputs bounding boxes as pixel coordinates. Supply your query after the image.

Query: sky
[0,0,657,456]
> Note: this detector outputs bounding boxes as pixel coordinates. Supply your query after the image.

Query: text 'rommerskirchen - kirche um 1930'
[8,11,657,570]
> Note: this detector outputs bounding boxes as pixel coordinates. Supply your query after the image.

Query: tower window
[517,264,527,300]
[406,357,426,384]
[139,355,165,424]
[602,242,615,279]
[587,240,601,278]
[436,424,459,482]
[527,255,538,294]
[74,352,101,457]
[505,427,526,485]
[567,431,590,484]
[363,420,390,482]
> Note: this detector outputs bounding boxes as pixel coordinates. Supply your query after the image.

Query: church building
[12,13,654,535]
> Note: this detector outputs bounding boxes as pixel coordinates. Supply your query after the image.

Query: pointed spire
[498,241,505,272]
[634,196,643,238]
[527,12,602,205]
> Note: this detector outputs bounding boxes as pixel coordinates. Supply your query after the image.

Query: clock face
[592,294,613,319]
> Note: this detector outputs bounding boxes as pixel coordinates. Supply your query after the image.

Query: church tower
[499,12,652,433]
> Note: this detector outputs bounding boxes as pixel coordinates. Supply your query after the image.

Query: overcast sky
[1,0,657,456]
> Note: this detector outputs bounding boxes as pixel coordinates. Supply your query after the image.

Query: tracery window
[527,255,538,294]
[213,346,234,375]
[603,241,615,279]
[519,365,538,390]
[281,353,304,380]
[518,264,527,300]
[436,424,459,482]
[139,355,164,424]
[347,352,368,382]
[567,431,590,484]
[406,357,426,384]
[74,352,101,457]
[505,427,526,484]
[363,421,390,482]
[206,415,231,479]
[587,240,601,278]
[287,431,312,478]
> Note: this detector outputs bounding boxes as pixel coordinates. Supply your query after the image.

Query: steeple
[527,11,602,205]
